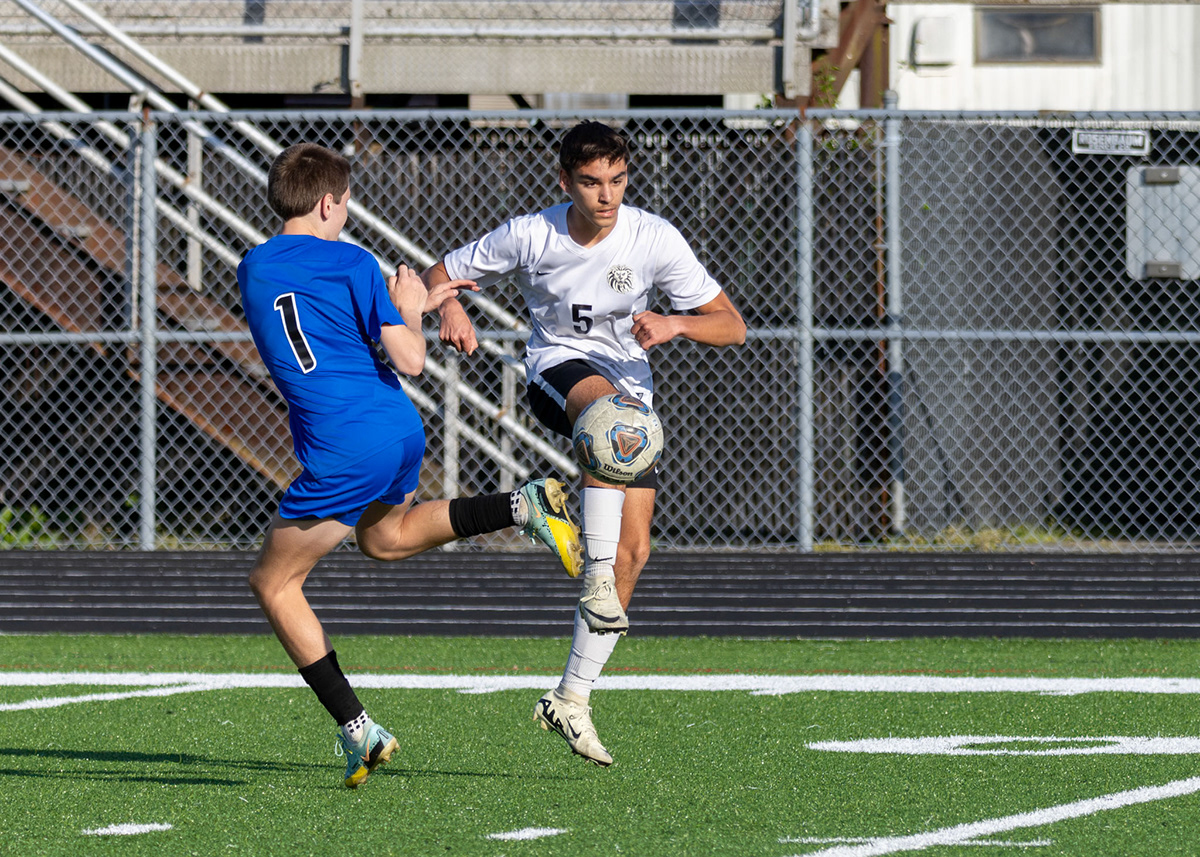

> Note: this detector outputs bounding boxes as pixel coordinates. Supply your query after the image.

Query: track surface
[2,551,1198,637]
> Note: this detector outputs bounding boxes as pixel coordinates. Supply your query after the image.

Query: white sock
[341,710,372,745]
[558,609,621,701]
[581,486,625,579]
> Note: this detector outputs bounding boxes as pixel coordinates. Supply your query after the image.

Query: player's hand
[631,311,679,351]
[424,276,477,314]
[386,264,430,322]
[438,299,479,356]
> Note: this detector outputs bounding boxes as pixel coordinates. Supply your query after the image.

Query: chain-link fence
[2,108,1199,552]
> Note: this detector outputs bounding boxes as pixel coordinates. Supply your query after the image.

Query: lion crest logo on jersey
[607,265,636,294]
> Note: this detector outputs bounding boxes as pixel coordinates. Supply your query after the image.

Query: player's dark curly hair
[267,142,351,220]
[559,121,630,173]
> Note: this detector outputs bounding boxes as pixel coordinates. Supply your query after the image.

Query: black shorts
[526,359,659,490]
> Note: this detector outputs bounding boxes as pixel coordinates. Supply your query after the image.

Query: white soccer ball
[571,394,664,484]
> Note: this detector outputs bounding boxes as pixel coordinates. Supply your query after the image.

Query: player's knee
[248,566,287,607]
[357,539,411,563]
[618,538,651,575]
[247,567,267,597]
[357,540,390,561]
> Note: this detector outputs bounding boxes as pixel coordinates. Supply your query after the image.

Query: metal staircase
[0,0,579,500]
[0,142,298,488]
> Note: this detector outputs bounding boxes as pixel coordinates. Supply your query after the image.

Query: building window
[976,7,1100,64]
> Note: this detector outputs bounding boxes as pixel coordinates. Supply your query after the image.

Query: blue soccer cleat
[336,722,398,788]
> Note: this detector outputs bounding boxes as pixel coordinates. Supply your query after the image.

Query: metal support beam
[806,0,890,109]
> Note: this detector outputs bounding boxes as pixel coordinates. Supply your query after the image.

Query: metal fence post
[499,344,516,495]
[796,118,816,552]
[883,91,907,538]
[186,100,202,290]
[348,0,364,104]
[137,106,158,550]
[444,350,460,499]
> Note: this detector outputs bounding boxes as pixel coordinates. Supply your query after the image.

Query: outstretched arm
[421,261,479,356]
[380,264,472,375]
[629,290,746,351]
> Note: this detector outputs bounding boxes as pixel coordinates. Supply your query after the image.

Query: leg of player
[536,483,654,757]
[576,479,630,633]
[355,481,582,576]
[612,485,654,608]
[562,375,633,634]
[249,514,399,789]
[534,487,654,766]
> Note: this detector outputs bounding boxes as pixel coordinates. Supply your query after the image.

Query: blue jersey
[238,234,423,479]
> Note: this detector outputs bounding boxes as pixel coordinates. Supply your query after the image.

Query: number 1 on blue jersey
[274,292,317,373]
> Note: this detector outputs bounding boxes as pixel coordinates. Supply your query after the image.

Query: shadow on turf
[380,766,588,782]
[0,748,593,787]
[0,746,322,785]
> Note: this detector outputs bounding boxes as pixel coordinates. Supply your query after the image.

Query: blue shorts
[278,430,425,526]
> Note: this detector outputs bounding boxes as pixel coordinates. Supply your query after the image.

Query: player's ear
[558,168,571,193]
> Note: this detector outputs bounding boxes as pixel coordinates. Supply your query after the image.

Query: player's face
[560,158,627,236]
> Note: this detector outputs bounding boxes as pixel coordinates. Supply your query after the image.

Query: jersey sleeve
[442,219,525,288]
[350,254,405,342]
[654,222,724,311]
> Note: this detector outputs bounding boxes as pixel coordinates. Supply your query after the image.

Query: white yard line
[82,823,173,836]
[787,777,1200,857]
[6,672,1200,713]
[4,672,1200,695]
[783,838,1052,848]
[808,735,1200,756]
[0,683,220,712]
[486,827,567,840]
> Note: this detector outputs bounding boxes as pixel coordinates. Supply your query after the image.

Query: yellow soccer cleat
[518,478,583,577]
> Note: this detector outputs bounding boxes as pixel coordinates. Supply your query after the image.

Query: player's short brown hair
[559,121,630,174]
[266,143,352,220]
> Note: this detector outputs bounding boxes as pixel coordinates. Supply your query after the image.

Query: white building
[851,3,1200,111]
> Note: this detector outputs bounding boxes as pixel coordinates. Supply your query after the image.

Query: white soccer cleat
[533,688,613,767]
[577,573,628,635]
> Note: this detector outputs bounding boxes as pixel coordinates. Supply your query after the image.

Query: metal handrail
[5,0,572,481]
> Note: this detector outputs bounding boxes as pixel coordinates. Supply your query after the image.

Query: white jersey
[443,202,723,397]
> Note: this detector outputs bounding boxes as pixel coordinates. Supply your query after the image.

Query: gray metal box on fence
[1126,164,1200,280]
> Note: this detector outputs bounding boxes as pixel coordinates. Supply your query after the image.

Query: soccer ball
[571,394,664,484]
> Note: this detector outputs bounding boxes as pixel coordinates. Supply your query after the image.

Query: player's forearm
[380,324,427,376]
[422,261,473,322]
[675,308,746,347]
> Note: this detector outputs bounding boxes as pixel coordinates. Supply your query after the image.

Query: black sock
[298,650,364,725]
[447,492,515,538]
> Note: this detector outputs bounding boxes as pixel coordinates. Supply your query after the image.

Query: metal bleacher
[0,142,299,488]
[0,0,836,100]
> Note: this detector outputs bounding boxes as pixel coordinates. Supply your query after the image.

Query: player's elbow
[724,314,747,346]
[392,352,426,376]
[381,326,427,375]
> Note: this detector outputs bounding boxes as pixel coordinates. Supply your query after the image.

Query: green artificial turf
[2,635,1198,856]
